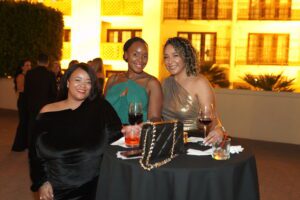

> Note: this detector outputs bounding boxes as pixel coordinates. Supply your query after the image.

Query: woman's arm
[102,99,123,143]
[16,74,25,93]
[28,117,49,192]
[147,78,163,122]
[195,75,226,144]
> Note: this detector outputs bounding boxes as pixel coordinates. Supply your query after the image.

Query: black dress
[12,92,29,151]
[29,97,122,200]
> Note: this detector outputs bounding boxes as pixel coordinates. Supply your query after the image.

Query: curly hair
[164,37,199,76]
[123,37,148,62]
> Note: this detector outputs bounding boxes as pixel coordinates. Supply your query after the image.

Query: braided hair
[164,37,199,76]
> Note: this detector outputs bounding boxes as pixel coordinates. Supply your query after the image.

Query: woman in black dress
[29,63,122,200]
[11,59,31,151]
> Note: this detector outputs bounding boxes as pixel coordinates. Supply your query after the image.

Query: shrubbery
[0,1,63,77]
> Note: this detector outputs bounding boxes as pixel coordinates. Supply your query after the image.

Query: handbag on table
[139,120,184,171]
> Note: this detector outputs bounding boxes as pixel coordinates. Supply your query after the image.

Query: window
[178,32,216,63]
[178,0,218,19]
[247,33,289,65]
[63,29,71,42]
[107,29,142,43]
[249,0,291,19]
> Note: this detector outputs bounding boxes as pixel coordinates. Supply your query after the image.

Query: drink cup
[124,127,140,148]
[212,138,231,160]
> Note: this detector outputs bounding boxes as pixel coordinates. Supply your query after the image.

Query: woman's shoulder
[16,73,25,80]
[106,73,126,89]
[193,74,211,86]
[142,73,161,87]
[39,101,67,114]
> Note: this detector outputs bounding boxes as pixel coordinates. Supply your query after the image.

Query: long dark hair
[13,59,30,92]
[164,37,199,76]
[123,37,148,62]
[57,63,99,101]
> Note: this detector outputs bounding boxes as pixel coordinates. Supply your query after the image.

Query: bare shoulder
[144,73,161,89]
[40,101,65,113]
[194,74,212,89]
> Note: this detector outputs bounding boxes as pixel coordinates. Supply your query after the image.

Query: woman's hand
[121,124,142,136]
[203,127,225,145]
[38,181,53,200]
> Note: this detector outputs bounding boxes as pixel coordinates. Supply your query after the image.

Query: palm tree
[241,73,295,92]
[199,62,230,88]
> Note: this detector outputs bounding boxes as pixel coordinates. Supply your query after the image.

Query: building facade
[23,0,300,90]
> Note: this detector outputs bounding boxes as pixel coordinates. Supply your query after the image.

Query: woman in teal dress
[105,37,163,124]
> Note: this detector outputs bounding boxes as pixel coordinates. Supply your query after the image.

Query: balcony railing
[101,0,143,16]
[100,43,124,60]
[235,47,300,66]
[238,2,300,20]
[164,1,232,20]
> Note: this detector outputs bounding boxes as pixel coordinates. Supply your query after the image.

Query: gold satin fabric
[162,76,201,131]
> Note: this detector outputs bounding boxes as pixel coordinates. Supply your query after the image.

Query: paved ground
[0,109,299,200]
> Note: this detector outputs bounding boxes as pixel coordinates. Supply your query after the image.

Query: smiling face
[124,41,148,74]
[163,44,186,76]
[67,68,92,101]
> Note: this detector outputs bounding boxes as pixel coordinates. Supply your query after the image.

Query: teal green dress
[106,80,148,124]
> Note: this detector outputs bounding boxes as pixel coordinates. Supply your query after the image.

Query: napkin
[111,136,130,148]
[187,145,244,156]
[116,151,142,160]
[188,137,204,143]
[187,148,212,156]
[230,145,244,154]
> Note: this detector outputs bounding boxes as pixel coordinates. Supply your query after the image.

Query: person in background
[50,60,63,90]
[91,57,105,95]
[29,63,122,200]
[162,37,226,145]
[104,37,163,124]
[11,59,32,152]
[24,53,57,148]
[68,59,79,69]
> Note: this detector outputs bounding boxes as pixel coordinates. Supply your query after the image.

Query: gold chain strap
[139,122,178,171]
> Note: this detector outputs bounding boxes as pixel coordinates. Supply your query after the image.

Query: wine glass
[198,104,214,145]
[128,102,143,125]
[126,102,143,147]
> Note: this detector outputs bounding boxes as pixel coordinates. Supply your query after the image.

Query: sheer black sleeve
[101,99,123,143]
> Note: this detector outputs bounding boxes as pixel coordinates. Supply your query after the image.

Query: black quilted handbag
[139,120,184,171]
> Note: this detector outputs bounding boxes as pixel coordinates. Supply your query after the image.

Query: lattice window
[178,32,217,63]
[249,0,291,19]
[247,33,289,65]
[107,29,142,43]
[102,0,143,16]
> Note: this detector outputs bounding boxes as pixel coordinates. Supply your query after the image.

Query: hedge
[0,1,63,77]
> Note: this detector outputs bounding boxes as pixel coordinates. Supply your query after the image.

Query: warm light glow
[41,0,300,91]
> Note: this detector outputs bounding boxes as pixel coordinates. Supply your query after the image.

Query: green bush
[200,62,230,88]
[241,73,295,92]
[0,1,63,77]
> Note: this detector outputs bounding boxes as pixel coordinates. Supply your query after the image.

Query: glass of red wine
[198,104,214,145]
[128,102,143,125]
[125,102,143,147]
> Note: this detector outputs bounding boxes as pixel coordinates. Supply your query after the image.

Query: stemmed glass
[198,104,215,145]
[125,102,143,147]
[128,102,143,125]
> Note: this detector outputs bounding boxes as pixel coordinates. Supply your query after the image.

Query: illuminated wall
[40,0,300,91]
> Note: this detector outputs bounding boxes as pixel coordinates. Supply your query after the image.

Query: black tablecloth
[96,141,260,200]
